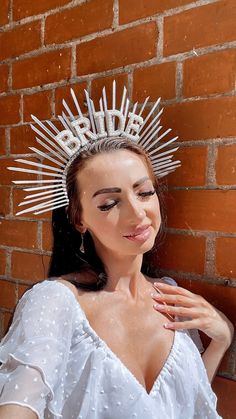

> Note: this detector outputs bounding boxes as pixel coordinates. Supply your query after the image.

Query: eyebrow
[92,176,150,198]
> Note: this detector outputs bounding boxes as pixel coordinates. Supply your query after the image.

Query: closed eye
[97,190,156,212]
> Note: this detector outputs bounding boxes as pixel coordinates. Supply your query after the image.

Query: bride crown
[8,80,181,216]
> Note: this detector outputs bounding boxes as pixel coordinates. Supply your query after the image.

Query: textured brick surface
[133,62,176,101]
[164,0,236,56]
[23,90,52,123]
[216,237,236,279]
[0,219,38,249]
[12,49,71,89]
[77,22,157,75]
[45,0,113,45]
[166,190,236,233]
[0,95,20,125]
[13,0,71,20]
[0,128,6,155]
[119,0,193,24]
[42,222,53,252]
[162,97,236,141]
[0,186,10,217]
[55,81,87,116]
[0,281,16,310]
[167,146,207,187]
[212,377,236,419]
[12,251,50,281]
[183,49,236,97]
[0,64,9,93]
[0,249,6,276]
[216,144,236,186]
[158,233,205,274]
[0,0,9,26]
[10,124,35,154]
[91,74,129,109]
[0,21,41,61]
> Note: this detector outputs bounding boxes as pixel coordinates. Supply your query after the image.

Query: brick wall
[0,0,236,415]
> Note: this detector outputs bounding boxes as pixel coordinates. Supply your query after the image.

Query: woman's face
[76,149,161,257]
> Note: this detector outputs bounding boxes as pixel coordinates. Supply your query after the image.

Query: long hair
[48,137,167,290]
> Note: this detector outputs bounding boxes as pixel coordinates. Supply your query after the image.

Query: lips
[124,224,151,237]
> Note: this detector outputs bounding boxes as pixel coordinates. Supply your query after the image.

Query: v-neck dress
[0,279,221,419]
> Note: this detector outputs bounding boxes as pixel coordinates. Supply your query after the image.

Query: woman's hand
[152,282,234,349]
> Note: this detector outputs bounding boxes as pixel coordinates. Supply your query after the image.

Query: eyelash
[98,190,156,212]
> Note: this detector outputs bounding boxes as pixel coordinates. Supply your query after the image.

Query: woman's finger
[164,318,200,330]
[151,292,195,308]
[153,303,207,318]
[153,282,196,299]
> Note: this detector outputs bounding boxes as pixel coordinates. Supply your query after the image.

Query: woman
[0,137,234,419]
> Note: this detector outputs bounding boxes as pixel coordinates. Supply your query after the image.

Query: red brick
[77,22,157,76]
[0,157,35,186]
[133,62,176,102]
[91,74,128,109]
[119,0,193,24]
[45,0,113,45]
[183,49,236,98]
[0,0,9,26]
[168,146,207,187]
[176,278,236,327]
[0,95,20,125]
[0,186,10,216]
[0,127,6,155]
[157,233,205,274]
[0,21,41,61]
[164,0,236,56]
[12,251,50,282]
[166,190,236,233]
[212,377,236,419]
[10,124,36,154]
[0,280,16,310]
[55,81,87,116]
[0,64,9,93]
[0,249,6,276]
[13,189,52,221]
[12,49,71,90]
[42,222,53,252]
[17,284,32,301]
[23,90,52,123]
[216,144,236,186]
[0,219,37,249]
[2,312,13,336]
[13,0,71,20]
[161,97,236,141]
[216,237,236,279]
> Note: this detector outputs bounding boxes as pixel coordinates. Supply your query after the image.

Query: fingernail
[164,323,174,329]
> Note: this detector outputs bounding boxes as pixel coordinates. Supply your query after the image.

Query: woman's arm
[0,404,38,419]
[201,339,230,383]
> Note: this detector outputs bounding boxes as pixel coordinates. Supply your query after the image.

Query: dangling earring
[80,232,85,253]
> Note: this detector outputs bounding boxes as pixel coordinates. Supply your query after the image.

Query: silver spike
[20,191,65,206]
[14,159,64,173]
[120,86,127,114]
[34,201,69,215]
[23,184,63,192]
[29,147,63,167]
[8,167,63,178]
[148,136,178,156]
[62,99,75,121]
[36,138,68,163]
[24,187,64,198]
[16,196,68,216]
[84,90,97,134]
[70,88,83,118]
[31,124,69,159]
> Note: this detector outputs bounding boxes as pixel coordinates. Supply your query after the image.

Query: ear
[74,218,87,234]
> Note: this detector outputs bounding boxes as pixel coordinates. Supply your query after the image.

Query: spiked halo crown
[8,81,181,216]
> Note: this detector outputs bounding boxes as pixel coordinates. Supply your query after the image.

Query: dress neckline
[52,279,179,397]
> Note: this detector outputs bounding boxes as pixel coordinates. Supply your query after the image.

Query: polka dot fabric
[0,280,222,418]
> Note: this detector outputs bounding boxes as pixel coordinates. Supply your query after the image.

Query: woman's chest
[79,295,175,393]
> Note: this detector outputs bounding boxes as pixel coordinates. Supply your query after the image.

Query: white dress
[0,278,222,419]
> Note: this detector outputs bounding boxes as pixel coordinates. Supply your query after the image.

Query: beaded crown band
[8,81,181,216]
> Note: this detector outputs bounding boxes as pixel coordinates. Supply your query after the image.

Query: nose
[125,196,146,222]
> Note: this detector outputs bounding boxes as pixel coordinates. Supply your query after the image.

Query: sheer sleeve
[161,276,205,353]
[0,280,76,419]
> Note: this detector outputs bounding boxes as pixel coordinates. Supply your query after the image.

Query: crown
[8,81,181,216]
